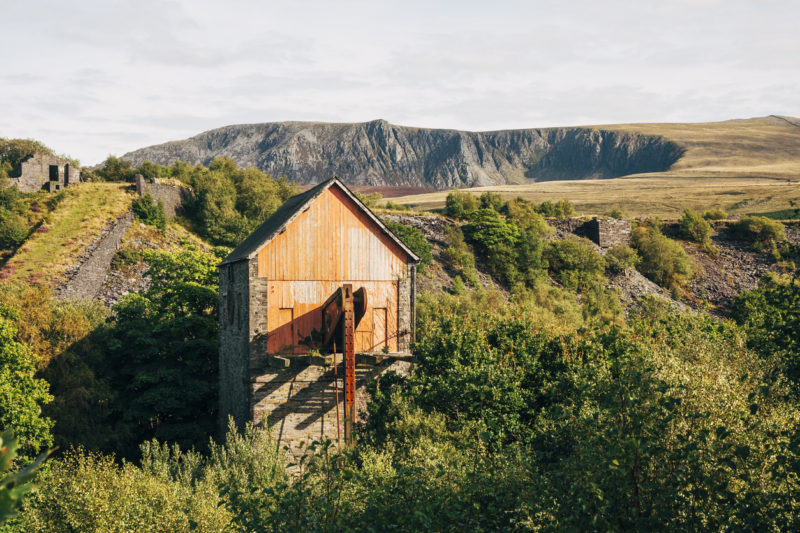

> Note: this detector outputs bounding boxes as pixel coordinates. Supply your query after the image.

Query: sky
[1,0,798,165]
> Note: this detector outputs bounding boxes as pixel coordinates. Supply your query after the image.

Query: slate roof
[220,177,420,265]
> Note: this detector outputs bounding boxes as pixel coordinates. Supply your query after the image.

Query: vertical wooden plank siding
[257,187,410,354]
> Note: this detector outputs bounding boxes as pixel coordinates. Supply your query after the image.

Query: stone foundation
[252,357,411,449]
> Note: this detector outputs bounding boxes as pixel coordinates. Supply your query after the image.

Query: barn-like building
[218,177,418,445]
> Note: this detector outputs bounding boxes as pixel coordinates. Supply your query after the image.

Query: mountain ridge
[121,116,800,188]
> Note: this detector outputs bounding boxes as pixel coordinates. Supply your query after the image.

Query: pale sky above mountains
[1,0,798,165]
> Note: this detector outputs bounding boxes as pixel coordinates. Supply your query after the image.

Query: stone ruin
[9,153,80,192]
[548,217,632,248]
[134,174,193,219]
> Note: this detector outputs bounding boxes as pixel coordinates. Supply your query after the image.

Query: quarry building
[9,152,80,192]
[218,177,419,448]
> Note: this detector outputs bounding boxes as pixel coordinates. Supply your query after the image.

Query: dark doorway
[49,165,59,181]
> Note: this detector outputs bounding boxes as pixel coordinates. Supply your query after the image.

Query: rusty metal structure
[218,177,419,448]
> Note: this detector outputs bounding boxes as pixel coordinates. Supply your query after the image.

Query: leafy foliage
[444,189,479,219]
[632,223,695,291]
[101,249,220,453]
[544,235,607,291]
[131,193,167,230]
[703,208,727,220]
[535,198,575,218]
[0,431,49,524]
[733,215,787,249]
[732,273,800,396]
[605,243,640,273]
[679,208,713,243]
[384,221,433,269]
[0,304,53,456]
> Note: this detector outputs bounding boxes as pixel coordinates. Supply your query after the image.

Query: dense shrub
[0,208,29,249]
[604,207,626,219]
[734,215,787,249]
[0,303,53,456]
[632,224,695,291]
[703,208,727,220]
[732,273,800,397]
[100,249,220,454]
[131,193,167,230]
[444,189,478,219]
[94,156,137,182]
[544,236,606,291]
[384,221,433,270]
[535,198,575,218]
[502,197,552,238]
[441,225,478,286]
[679,208,712,243]
[464,208,521,284]
[478,191,504,211]
[605,243,640,273]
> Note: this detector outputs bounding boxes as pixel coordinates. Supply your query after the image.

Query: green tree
[444,190,478,219]
[131,193,167,230]
[732,273,800,396]
[632,224,695,291]
[384,221,433,270]
[464,208,521,284]
[544,236,606,291]
[478,191,504,211]
[679,208,712,243]
[0,304,53,455]
[101,249,220,453]
[95,156,137,182]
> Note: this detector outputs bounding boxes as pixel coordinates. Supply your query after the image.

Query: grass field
[598,115,800,180]
[2,182,132,285]
[392,175,800,219]
[391,115,800,218]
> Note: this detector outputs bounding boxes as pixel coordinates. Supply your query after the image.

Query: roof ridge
[220,177,419,265]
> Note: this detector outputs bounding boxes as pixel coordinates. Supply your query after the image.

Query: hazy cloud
[0,0,798,164]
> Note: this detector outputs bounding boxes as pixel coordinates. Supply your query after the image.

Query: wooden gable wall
[255,186,410,354]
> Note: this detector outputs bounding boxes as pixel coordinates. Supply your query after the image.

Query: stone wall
[56,212,134,301]
[10,153,80,192]
[252,358,411,450]
[397,264,415,352]
[134,174,192,218]
[218,259,254,433]
[548,217,632,248]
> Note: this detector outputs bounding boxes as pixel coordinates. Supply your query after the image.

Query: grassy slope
[392,116,800,218]
[2,183,132,285]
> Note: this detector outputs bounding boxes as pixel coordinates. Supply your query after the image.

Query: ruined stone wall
[134,174,192,218]
[397,264,415,352]
[10,153,80,192]
[218,259,254,433]
[252,358,411,450]
[548,217,632,248]
[56,212,133,301]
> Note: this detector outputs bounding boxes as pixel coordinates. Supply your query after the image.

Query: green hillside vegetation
[0,183,131,285]
[1,142,800,529]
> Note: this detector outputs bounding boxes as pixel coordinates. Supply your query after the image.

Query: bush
[503,197,552,238]
[131,194,167,230]
[464,208,522,284]
[0,208,29,249]
[605,244,640,273]
[444,190,478,219]
[679,208,713,243]
[535,198,575,218]
[384,221,433,270]
[543,236,606,291]
[604,207,626,219]
[632,225,695,290]
[479,191,504,212]
[733,216,787,249]
[703,208,727,220]
[442,226,478,287]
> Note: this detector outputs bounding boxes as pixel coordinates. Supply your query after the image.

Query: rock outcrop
[122,120,684,188]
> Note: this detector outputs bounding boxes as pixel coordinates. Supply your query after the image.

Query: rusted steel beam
[343,284,356,446]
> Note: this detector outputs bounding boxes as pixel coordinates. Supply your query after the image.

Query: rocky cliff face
[122,119,685,188]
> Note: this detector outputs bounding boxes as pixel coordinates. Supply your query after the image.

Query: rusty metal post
[342,284,356,446]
